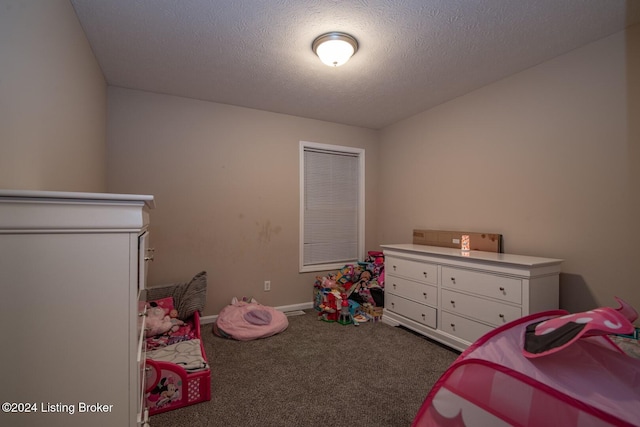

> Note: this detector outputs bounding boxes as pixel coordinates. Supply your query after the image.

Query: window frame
[299,141,365,273]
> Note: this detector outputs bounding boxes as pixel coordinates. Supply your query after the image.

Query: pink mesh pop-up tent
[413,299,640,427]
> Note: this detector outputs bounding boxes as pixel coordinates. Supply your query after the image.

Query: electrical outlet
[264,280,271,291]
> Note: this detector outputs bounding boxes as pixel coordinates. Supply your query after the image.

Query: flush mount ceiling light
[312,32,359,67]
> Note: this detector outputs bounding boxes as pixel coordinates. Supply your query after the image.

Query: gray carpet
[150,310,459,427]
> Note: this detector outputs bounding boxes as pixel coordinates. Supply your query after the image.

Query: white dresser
[381,244,562,352]
[0,190,154,427]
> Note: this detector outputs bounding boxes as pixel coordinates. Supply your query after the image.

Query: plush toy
[318,291,338,322]
[320,275,338,289]
[145,306,184,338]
[357,270,372,286]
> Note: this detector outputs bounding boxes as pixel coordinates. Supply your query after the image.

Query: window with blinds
[299,141,364,272]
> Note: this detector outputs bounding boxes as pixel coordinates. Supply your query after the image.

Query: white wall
[106,87,379,315]
[0,0,106,191]
[379,25,640,313]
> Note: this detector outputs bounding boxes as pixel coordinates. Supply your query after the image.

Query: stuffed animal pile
[145,301,185,338]
[313,251,384,322]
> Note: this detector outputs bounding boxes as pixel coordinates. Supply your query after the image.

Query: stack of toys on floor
[313,251,384,325]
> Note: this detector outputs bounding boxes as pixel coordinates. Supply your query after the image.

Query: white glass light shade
[312,32,358,67]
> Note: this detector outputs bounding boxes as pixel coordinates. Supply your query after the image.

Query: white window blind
[300,142,364,272]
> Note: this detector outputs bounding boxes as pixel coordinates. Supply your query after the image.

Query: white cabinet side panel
[0,233,131,426]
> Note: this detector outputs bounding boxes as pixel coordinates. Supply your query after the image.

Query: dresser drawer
[441,311,494,344]
[442,266,522,304]
[441,289,521,327]
[387,277,437,306]
[386,256,437,285]
[386,293,437,328]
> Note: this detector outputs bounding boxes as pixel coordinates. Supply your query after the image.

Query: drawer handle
[423,292,427,298]
[393,283,397,289]
[423,272,428,277]
[499,314,505,319]
[393,265,397,271]
[391,302,395,308]
[450,277,456,284]
[144,255,154,262]
[450,323,456,330]
[138,312,147,317]
[450,300,455,307]
[499,287,505,292]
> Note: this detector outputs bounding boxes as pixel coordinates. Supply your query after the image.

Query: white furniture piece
[0,190,154,427]
[381,244,562,352]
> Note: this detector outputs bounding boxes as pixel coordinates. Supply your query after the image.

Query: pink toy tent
[413,309,640,426]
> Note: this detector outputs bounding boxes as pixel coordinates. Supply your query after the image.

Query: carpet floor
[149,310,459,427]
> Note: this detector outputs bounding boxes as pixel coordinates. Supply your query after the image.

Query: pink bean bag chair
[213,298,289,341]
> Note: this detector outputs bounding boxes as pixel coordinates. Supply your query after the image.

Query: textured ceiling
[70,0,640,129]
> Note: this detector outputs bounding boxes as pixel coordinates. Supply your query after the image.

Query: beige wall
[0,0,106,192]
[10,2,634,317]
[379,25,640,314]
[106,87,379,315]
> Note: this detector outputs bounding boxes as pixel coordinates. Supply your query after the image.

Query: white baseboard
[199,301,315,325]
[199,315,217,325]
[276,301,315,313]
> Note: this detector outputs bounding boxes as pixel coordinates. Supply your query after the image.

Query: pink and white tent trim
[412,310,640,427]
